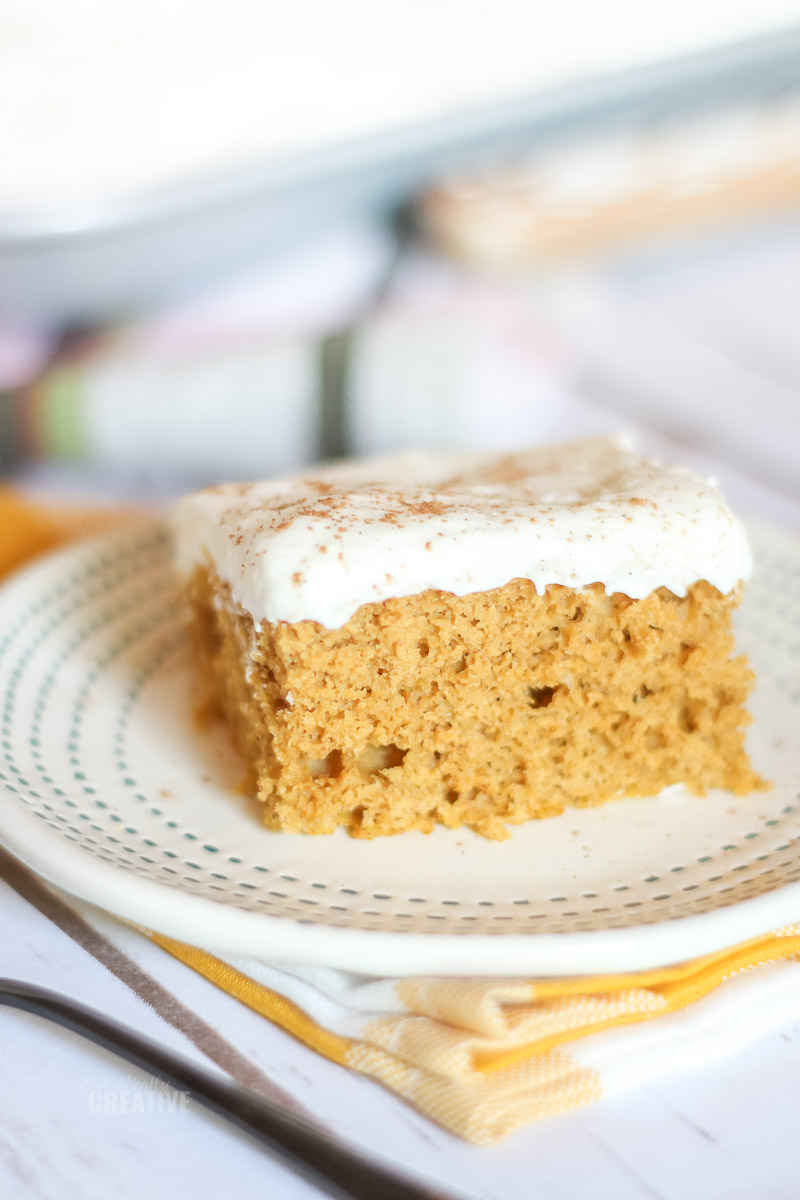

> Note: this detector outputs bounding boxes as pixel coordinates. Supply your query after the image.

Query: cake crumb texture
[187,565,761,840]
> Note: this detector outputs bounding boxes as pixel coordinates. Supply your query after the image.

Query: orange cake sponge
[175,438,761,839]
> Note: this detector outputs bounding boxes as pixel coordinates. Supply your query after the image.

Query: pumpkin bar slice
[174,437,761,839]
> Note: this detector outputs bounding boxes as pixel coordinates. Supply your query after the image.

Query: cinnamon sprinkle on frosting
[174,437,751,629]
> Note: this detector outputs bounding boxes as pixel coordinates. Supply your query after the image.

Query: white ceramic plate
[0,521,798,976]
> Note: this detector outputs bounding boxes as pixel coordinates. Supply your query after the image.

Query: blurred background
[2,0,800,520]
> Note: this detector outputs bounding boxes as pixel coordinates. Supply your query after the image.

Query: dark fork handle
[0,978,473,1200]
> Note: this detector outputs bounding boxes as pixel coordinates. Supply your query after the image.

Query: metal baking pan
[3,23,800,323]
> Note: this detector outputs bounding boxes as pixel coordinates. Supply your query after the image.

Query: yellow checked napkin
[3,491,800,1144]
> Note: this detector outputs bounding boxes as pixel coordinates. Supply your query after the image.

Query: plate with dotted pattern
[0,520,798,977]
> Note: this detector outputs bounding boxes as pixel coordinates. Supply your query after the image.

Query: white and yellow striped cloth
[148,926,800,1144]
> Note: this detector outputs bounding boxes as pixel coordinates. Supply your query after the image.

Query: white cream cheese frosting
[173,437,752,629]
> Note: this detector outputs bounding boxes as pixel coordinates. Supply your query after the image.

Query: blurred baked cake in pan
[421,96,800,269]
[174,437,761,839]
